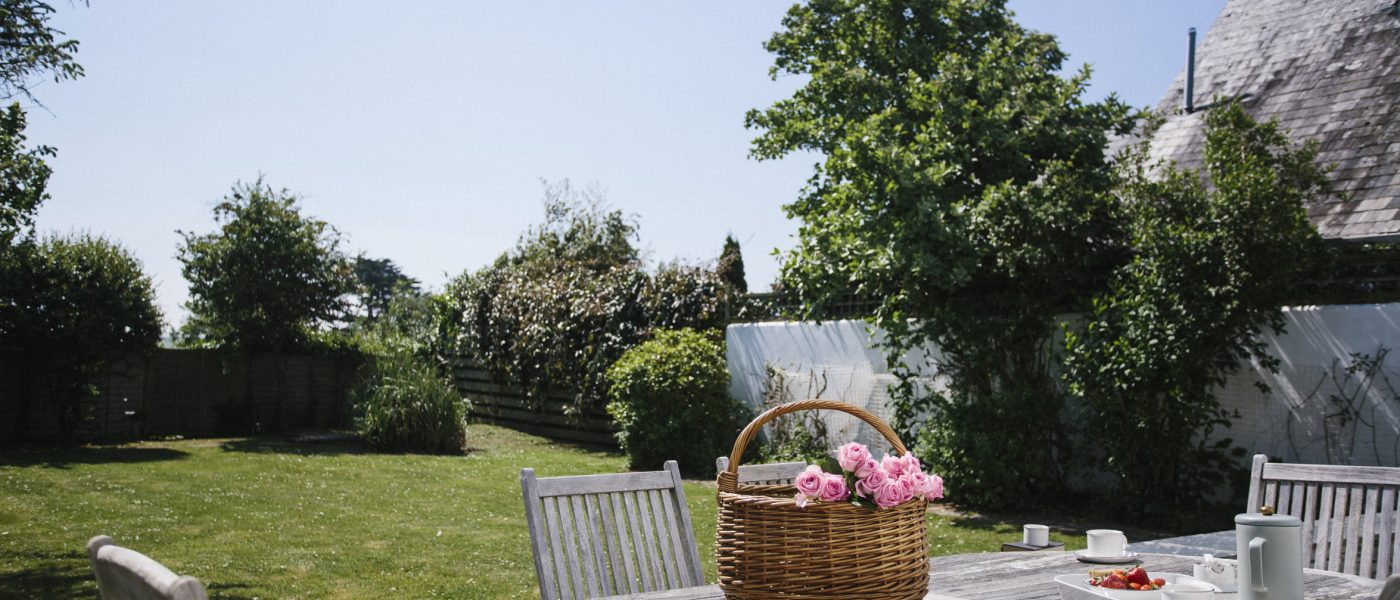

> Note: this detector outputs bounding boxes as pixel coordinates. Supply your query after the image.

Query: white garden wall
[726,303,1400,468]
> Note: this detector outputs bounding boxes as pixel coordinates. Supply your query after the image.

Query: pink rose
[794,465,824,498]
[925,473,945,501]
[854,458,879,479]
[855,466,887,498]
[881,454,905,477]
[793,492,810,508]
[900,454,922,475]
[819,473,849,502]
[907,471,930,500]
[837,442,871,472]
[897,476,915,504]
[873,479,906,508]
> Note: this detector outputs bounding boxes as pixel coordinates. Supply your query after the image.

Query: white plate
[1055,573,1219,600]
[1074,550,1141,564]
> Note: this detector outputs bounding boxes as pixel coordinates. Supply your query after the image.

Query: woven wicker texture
[716,399,930,599]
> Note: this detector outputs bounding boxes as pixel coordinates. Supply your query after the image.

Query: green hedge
[606,329,750,476]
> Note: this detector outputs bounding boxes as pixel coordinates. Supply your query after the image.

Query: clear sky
[26,1,1227,326]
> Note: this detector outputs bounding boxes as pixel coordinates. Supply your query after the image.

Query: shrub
[355,353,467,454]
[606,329,750,475]
[0,233,162,440]
[445,188,727,417]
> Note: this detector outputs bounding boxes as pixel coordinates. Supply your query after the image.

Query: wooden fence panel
[451,358,617,447]
[0,349,366,444]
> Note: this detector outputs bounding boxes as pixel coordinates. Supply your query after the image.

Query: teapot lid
[1236,506,1301,527]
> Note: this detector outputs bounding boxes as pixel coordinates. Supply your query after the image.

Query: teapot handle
[1249,537,1269,593]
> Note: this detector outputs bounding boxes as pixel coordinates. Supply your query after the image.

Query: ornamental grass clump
[355,353,467,454]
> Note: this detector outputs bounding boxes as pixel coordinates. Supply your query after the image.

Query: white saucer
[1074,550,1141,564]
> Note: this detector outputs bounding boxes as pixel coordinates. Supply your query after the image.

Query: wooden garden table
[602,551,1385,599]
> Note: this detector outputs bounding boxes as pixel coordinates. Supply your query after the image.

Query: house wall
[725,303,1400,468]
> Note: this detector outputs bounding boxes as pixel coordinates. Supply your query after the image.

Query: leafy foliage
[446,184,725,416]
[606,329,751,475]
[0,0,84,102]
[750,0,1134,508]
[354,352,467,454]
[0,103,53,251]
[351,255,419,323]
[177,178,353,353]
[354,290,452,359]
[0,234,161,439]
[1062,104,1329,515]
[717,233,747,294]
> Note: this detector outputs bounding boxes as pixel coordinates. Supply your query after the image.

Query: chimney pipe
[1185,27,1197,113]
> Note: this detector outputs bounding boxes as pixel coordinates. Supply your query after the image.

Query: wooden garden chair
[1248,453,1400,579]
[520,460,705,599]
[714,456,808,485]
[86,535,208,600]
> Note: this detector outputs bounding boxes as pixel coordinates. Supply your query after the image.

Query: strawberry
[1125,566,1151,586]
[1100,578,1127,590]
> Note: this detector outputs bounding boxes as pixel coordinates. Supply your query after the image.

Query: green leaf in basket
[850,496,877,511]
[818,456,842,475]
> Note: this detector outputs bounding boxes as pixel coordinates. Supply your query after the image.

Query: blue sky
[26,1,1227,325]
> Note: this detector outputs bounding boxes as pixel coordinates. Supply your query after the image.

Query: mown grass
[1,425,1091,599]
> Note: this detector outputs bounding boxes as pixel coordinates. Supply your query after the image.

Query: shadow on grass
[0,446,189,469]
[219,432,474,458]
[217,436,369,457]
[0,549,94,599]
[204,580,262,600]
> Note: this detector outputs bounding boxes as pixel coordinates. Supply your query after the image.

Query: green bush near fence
[355,352,467,454]
[606,329,751,476]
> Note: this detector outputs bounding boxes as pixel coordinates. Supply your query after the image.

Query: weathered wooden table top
[601,552,1385,599]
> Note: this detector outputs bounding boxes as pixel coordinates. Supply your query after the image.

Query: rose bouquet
[792,442,944,509]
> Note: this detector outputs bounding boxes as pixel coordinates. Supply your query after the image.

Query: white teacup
[1161,581,1215,599]
[1086,529,1127,557]
[1023,524,1049,547]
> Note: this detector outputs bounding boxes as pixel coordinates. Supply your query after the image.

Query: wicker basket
[716,399,930,600]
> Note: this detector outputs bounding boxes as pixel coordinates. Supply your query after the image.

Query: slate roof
[1145,0,1400,241]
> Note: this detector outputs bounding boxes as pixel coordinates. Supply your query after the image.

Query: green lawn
[1,425,1091,599]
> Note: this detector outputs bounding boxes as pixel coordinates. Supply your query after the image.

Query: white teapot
[1236,507,1303,600]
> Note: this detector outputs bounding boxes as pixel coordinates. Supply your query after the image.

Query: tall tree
[352,255,419,322]
[749,0,1135,507]
[177,178,352,353]
[0,234,161,440]
[717,233,747,294]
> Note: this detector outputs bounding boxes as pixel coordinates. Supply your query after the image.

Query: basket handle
[718,399,910,493]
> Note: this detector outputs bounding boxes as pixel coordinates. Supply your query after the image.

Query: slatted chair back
[714,456,808,485]
[520,460,704,600]
[1247,453,1400,579]
[85,536,208,600]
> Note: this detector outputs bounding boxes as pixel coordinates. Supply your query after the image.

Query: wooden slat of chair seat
[1248,454,1400,579]
[713,456,808,485]
[522,461,704,600]
[85,535,208,600]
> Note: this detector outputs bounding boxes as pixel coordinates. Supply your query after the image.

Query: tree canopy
[0,102,52,251]
[717,233,747,294]
[0,0,84,102]
[750,0,1135,507]
[177,178,352,353]
[1062,104,1329,514]
[352,255,419,323]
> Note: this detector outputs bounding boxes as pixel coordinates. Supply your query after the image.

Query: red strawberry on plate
[1124,566,1151,586]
